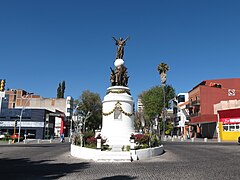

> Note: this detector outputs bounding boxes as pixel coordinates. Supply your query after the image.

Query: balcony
[192,100,200,106]
[190,112,200,117]
[186,103,193,109]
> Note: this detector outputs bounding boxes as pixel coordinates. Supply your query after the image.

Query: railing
[190,112,200,117]
[192,100,200,106]
[186,104,193,109]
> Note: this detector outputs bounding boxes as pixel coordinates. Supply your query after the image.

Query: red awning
[218,108,240,119]
[190,114,217,124]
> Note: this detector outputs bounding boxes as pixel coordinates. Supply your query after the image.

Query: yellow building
[214,100,240,142]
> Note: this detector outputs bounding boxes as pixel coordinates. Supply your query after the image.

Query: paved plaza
[0,139,239,180]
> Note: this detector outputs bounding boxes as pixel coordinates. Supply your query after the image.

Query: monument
[70,37,164,161]
[101,37,135,148]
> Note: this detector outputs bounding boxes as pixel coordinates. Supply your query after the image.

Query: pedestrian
[60,133,65,143]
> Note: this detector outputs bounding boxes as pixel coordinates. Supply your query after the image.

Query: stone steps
[96,151,131,162]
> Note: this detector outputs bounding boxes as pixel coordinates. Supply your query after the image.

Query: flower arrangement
[134,134,149,145]
[85,134,107,149]
[133,133,150,149]
[86,137,97,147]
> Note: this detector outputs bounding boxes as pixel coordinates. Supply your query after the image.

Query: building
[187,78,240,139]
[0,93,56,139]
[6,89,73,117]
[0,89,73,138]
[173,93,190,138]
[136,98,145,128]
[214,100,240,142]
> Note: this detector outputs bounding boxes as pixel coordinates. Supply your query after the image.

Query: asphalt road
[0,140,239,180]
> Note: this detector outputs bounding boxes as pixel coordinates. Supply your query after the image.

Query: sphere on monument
[114,59,124,67]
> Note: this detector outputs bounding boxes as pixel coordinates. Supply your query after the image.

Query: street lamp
[17,93,33,143]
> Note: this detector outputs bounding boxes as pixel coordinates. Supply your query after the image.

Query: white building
[175,93,189,137]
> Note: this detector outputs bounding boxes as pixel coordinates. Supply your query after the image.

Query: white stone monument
[101,85,135,146]
[101,37,135,149]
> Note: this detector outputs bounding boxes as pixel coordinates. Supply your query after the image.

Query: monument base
[101,86,135,147]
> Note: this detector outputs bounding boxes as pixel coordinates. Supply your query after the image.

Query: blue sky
[1,0,240,102]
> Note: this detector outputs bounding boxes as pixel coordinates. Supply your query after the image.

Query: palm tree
[157,62,169,139]
[157,62,169,86]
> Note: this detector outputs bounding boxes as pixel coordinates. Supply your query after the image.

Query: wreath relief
[102,101,134,117]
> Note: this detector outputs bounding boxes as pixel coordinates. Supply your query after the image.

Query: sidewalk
[162,136,228,143]
[0,137,71,145]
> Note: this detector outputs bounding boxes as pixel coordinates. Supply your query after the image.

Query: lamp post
[17,93,33,143]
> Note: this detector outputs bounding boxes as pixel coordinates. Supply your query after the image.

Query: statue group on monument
[110,66,129,86]
[110,36,130,87]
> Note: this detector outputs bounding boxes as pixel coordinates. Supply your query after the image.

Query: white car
[0,134,5,139]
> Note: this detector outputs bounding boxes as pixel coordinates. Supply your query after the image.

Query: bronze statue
[110,67,116,86]
[112,36,130,59]
[110,65,129,87]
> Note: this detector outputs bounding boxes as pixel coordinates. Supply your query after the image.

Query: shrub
[85,135,107,149]
[86,137,97,146]
[101,144,111,151]
[132,133,150,150]
[122,145,131,151]
[134,133,149,145]
[74,135,81,146]
[150,134,160,147]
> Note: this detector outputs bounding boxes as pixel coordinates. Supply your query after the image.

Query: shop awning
[190,114,217,124]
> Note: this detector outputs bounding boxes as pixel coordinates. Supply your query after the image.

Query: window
[222,124,240,131]
[223,125,228,131]
[236,125,239,131]
[13,94,17,101]
[230,125,235,131]
[177,95,185,103]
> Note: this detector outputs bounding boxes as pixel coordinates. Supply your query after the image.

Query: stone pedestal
[101,86,134,146]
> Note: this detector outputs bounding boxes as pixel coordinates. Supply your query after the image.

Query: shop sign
[220,118,240,124]
[228,89,235,96]
[0,121,44,127]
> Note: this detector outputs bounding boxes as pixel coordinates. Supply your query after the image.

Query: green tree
[75,90,102,132]
[56,80,66,98]
[57,83,62,98]
[134,112,142,132]
[157,62,169,86]
[157,62,170,137]
[140,85,175,136]
[61,80,65,98]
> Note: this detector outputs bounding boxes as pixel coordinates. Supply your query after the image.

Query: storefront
[218,108,240,141]
[0,108,55,139]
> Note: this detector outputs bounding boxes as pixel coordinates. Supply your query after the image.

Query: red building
[187,78,240,139]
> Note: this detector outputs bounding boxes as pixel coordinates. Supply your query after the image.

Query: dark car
[238,136,240,144]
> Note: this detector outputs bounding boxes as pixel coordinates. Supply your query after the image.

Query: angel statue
[112,36,130,59]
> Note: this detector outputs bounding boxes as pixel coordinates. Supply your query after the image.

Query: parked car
[0,132,10,140]
[0,134,5,140]
[238,136,240,144]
